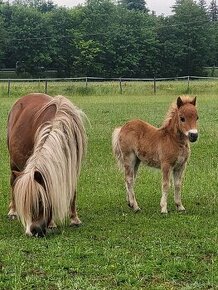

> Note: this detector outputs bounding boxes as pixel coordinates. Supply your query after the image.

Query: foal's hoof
[128,203,141,212]
[134,207,141,213]
[176,205,186,212]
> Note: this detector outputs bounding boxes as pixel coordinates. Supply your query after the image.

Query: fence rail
[1,75,218,97]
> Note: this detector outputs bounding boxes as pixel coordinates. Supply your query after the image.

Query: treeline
[0,0,217,78]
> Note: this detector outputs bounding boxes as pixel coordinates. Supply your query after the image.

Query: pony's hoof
[48,220,57,229]
[70,217,82,227]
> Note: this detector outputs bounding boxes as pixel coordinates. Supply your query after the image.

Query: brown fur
[7,93,87,236]
[112,96,198,213]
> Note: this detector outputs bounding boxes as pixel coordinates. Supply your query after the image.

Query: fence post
[45,80,48,94]
[187,76,190,93]
[85,77,88,89]
[119,77,122,94]
[8,79,11,97]
[153,77,156,94]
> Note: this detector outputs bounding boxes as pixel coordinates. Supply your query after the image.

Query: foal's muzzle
[188,132,198,142]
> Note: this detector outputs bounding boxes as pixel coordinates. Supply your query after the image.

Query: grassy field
[0,83,217,289]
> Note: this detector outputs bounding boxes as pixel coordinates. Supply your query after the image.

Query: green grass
[0,84,217,289]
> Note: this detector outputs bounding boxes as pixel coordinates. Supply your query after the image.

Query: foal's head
[177,96,198,142]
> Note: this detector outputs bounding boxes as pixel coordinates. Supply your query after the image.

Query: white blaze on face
[185,129,198,136]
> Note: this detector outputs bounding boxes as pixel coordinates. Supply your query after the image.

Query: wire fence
[0,75,218,97]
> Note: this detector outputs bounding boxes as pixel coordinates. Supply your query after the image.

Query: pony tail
[112,127,124,170]
[13,169,50,229]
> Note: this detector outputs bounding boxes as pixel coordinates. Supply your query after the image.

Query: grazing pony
[112,96,199,214]
[7,93,87,236]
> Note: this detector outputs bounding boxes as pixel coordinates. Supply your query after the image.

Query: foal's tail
[112,127,124,170]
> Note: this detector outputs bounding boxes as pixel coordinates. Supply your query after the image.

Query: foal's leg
[160,164,171,214]
[70,191,81,226]
[173,165,186,212]
[124,153,140,212]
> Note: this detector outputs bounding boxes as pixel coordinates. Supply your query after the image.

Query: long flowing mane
[14,96,87,227]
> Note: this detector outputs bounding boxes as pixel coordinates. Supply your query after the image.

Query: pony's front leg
[69,191,81,226]
[8,201,17,220]
[8,171,18,220]
[173,165,186,212]
[160,164,171,214]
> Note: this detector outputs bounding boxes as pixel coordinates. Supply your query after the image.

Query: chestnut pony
[7,93,87,236]
[112,96,199,214]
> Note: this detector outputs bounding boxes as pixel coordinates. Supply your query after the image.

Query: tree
[0,14,6,68]
[119,0,148,11]
[198,0,208,11]
[208,0,218,21]
[2,4,53,75]
[12,0,57,12]
[169,0,211,75]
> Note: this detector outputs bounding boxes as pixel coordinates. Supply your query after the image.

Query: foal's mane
[161,96,194,129]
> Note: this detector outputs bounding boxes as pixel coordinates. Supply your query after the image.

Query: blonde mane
[14,96,87,227]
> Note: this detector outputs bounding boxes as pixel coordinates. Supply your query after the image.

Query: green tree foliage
[119,0,148,11]
[12,0,57,12]
[0,14,6,67]
[1,4,52,76]
[198,0,208,11]
[208,0,218,21]
[168,0,211,75]
[0,0,216,77]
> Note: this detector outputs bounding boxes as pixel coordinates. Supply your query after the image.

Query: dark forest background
[0,0,217,78]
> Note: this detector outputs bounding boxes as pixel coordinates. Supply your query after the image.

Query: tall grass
[0,86,217,289]
[0,79,218,98]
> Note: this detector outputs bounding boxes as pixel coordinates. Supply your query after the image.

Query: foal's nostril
[188,132,198,142]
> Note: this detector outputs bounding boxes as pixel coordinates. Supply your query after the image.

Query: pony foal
[7,93,87,236]
[112,96,199,214]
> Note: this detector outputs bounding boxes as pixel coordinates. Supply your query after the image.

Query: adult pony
[7,93,87,236]
[112,96,199,214]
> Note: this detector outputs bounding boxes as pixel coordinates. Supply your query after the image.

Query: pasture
[0,82,217,289]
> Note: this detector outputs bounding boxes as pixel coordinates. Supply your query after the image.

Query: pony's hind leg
[69,191,81,226]
[124,153,141,212]
[173,166,186,212]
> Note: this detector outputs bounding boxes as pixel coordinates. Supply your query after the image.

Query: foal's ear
[177,97,183,108]
[190,96,196,106]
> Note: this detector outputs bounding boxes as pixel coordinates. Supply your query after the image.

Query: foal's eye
[197,116,199,120]
[180,116,185,122]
